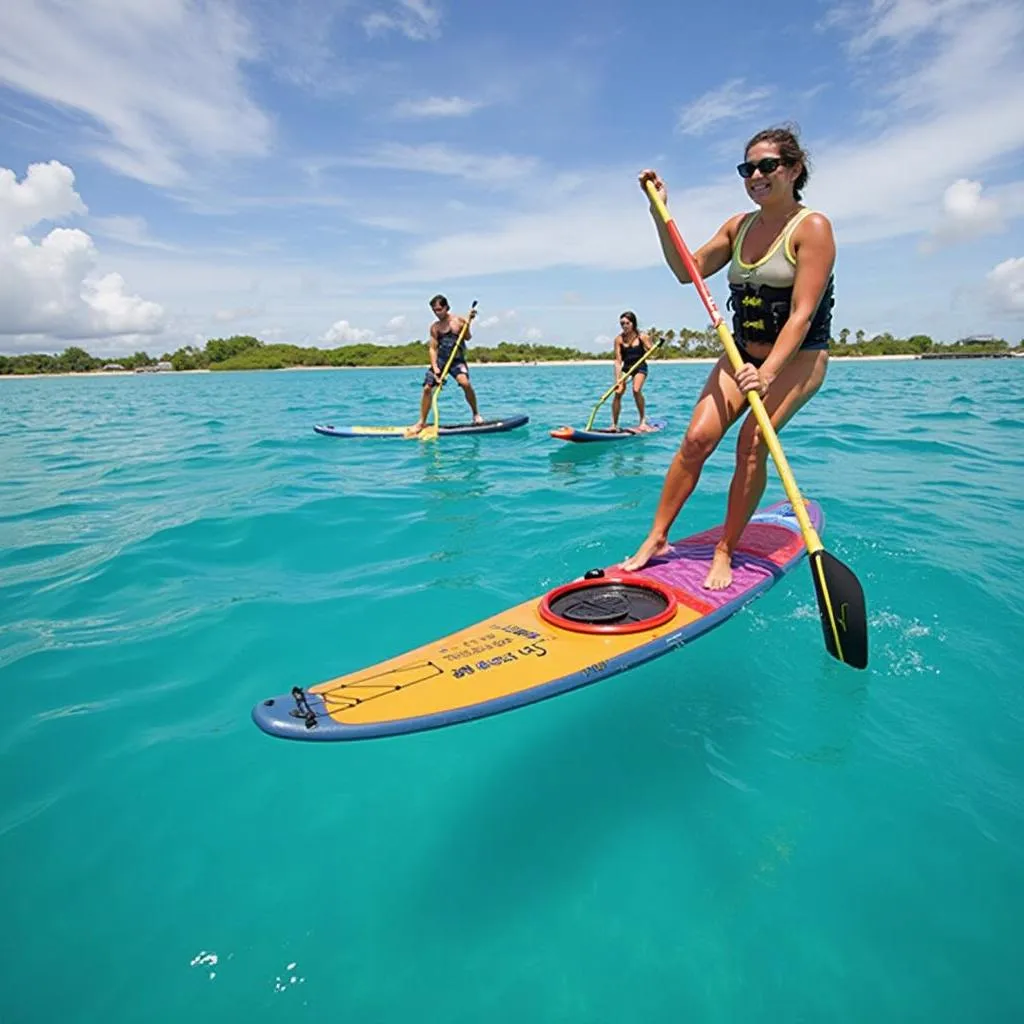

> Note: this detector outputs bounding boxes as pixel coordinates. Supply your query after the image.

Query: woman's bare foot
[473,413,484,424]
[620,535,671,571]
[404,422,425,437]
[703,545,734,589]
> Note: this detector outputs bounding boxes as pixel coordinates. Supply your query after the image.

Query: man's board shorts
[424,361,469,387]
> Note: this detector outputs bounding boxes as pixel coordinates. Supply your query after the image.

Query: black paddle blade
[809,549,869,669]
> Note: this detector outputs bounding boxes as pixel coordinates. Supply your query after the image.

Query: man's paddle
[585,335,664,431]
[418,300,477,442]
[643,178,868,669]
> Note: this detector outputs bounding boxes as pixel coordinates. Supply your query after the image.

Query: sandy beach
[0,353,930,380]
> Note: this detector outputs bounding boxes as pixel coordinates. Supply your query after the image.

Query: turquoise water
[2,359,1023,1022]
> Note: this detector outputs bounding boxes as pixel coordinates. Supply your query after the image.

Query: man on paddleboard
[406,294,483,435]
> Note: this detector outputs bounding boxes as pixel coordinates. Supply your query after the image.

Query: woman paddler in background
[621,124,836,589]
[611,311,656,432]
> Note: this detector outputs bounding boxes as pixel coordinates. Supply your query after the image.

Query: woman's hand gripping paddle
[644,179,868,669]
[584,335,665,432]
[418,300,478,442]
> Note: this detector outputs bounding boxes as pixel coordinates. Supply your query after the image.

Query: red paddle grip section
[661,216,724,327]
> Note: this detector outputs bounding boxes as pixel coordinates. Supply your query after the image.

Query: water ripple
[2,360,1024,1023]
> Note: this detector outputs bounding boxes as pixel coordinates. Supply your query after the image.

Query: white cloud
[922,179,1004,250]
[385,314,407,329]
[522,327,543,341]
[322,319,375,344]
[0,0,271,188]
[987,257,1024,314]
[256,0,356,95]
[1,230,164,343]
[0,162,164,348]
[90,215,179,251]
[476,310,516,329]
[847,0,978,55]
[341,143,537,183]
[810,112,1024,244]
[389,174,735,282]
[882,1,1021,113]
[941,179,1002,229]
[353,214,422,234]
[363,0,441,40]
[677,78,773,136]
[84,268,165,334]
[213,306,262,323]
[808,0,1024,243]
[371,1,1024,282]
[392,96,484,118]
[0,161,86,235]
[990,180,1024,221]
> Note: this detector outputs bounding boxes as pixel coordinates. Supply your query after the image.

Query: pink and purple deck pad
[635,499,820,616]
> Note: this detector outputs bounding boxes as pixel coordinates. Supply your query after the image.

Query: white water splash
[189,950,218,981]
[706,761,756,793]
[274,963,305,993]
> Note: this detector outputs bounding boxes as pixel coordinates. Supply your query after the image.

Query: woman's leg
[704,349,829,589]
[632,373,647,427]
[611,382,625,430]
[621,356,749,570]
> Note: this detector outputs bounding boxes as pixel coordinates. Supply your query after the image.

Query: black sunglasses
[737,157,791,178]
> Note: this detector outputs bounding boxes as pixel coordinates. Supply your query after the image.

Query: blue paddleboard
[549,419,667,443]
[314,414,529,438]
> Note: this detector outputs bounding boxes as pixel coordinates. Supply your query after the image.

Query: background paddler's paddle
[584,335,664,431]
[644,178,868,669]
[418,299,477,441]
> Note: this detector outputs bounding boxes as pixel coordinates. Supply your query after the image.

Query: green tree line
[642,326,1020,359]
[2,330,1021,375]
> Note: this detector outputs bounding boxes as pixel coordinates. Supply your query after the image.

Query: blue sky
[1,0,1022,356]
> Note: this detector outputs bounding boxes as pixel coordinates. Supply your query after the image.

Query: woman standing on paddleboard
[621,125,835,588]
[611,311,656,432]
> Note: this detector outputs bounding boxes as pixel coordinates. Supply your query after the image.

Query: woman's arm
[651,213,739,286]
[639,170,740,285]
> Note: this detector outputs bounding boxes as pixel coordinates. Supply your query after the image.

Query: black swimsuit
[620,335,648,375]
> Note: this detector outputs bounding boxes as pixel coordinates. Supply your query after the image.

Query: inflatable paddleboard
[314,414,529,438]
[550,419,667,443]
[252,499,822,742]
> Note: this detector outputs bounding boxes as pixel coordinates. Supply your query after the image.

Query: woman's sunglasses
[737,157,791,178]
